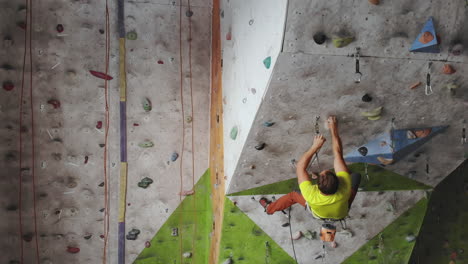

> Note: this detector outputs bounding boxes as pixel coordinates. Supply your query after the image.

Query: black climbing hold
[138,177,153,189]
[313,32,327,45]
[99,29,105,34]
[6,204,18,211]
[84,234,92,240]
[362,93,372,102]
[358,146,368,156]
[255,143,266,150]
[99,144,105,148]
[99,208,105,212]
[22,233,33,242]
[186,10,194,17]
[281,223,290,227]
[98,182,104,187]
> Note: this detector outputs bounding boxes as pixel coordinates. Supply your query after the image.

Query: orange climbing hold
[409,81,422,89]
[368,0,379,5]
[442,64,456,74]
[419,32,434,44]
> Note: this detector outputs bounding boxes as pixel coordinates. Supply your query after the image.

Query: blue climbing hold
[263,57,271,69]
[263,121,275,127]
[410,17,440,53]
[171,152,179,162]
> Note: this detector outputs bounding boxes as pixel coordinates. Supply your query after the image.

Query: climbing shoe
[259,198,271,214]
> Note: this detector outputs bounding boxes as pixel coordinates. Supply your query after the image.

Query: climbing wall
[220,0,288,190]
[0,0,212,263]
[220,0,468,263]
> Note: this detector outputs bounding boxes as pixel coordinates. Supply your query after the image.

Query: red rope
[178,1,186,262]
[187,0,198,262]
[102,1,111,263]
[28,0,40,261]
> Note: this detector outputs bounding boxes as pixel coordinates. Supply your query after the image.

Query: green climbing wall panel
[347,163,431,191]
[133,169,212,264]
[409,159,468,263]
[218,197,295,264]
[343,197,428,264]
[228,163,430,196]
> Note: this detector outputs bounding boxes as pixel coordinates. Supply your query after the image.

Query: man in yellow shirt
[260,116,361,220]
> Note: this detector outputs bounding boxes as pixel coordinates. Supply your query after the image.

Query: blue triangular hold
[345,126,448,165]
[410,17,440,53]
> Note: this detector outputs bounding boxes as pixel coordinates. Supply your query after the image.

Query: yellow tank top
[299,171,351,219]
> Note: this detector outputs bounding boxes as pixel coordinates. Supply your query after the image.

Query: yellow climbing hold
[361,106,383,119]
[332,37,355,48]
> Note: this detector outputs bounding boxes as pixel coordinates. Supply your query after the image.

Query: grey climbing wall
[0,0,211,263]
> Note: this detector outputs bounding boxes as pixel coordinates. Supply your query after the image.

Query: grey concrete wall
[0,0,211,263]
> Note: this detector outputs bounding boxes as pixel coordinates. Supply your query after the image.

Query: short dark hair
[318,171,339,194]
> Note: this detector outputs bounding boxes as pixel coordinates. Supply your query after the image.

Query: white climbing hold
[183,252,192,258]
[292,231,302,240]
[222,258,232,264]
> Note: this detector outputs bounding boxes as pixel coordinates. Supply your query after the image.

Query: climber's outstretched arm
[328,116,349,173]
[296,135,326,184]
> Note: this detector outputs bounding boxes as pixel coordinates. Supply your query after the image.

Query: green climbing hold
[332,37,355,48]
[143,98,152,112]
[126,31,138,40]
[138,177,154,189]
[138,140,154,148]
[263,56,271,69]
[230,126,238,140]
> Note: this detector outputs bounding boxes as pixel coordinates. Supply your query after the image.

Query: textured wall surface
[221,0,288,191]
[0,0,211,263]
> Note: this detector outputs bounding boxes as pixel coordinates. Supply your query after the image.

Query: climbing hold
[249,19,254,25]
[22,233,33,242]
[409,81,422,89]
[222,258,232,264]
[377,156,394,165]
[419,32,434,44]
[368,0,379,5]
[157,60,164,64]
[303,230,317,240]
[183,252,192,258]
[171,228,178,236]
[263,121,275,127]
[126,229,140,240]
[138,140,154,148]
[99,208,105,212]
[185,10,194,17]
[66,247,80,254]
[179,189,195,196]
[126,31,138,40]
[263,56,272,69]
[66,70,76,78]
[410,17,440,53]
[83,234,92,240]
[56,24,64,33]
[281,223,290,227]
[96,121,103,129]
[137,177,153,189]
[84,156,89,164]
[17,21,26,30]
[226,29,232,41]
[292,231,302,240]
[405,234,416,242]
[358,146,368,156]
[98,182,104,187]
[255,143,266,150]
[332,36,354,48]
[47,99,61,109]
[361,106,383,120]
[367,115,381,121]
[331,241,338,248]
[142,98,152,112]
[186,116,192,123]
[6,204,18,211]
[361,93,372,102]
[99,143,105,148]
[451,43,463,56]
[89,70,113,80]
[133,123,139,126]
[171,152,179,162]
[313,32,327,45]
[2,81,14,91]
[442,64,456,74]
[99,29,105,34]
[145,241,151,248]
[230,126,238,140]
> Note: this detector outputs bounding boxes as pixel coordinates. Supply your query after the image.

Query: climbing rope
[102,0,111,262]
[187,0,198,262]
[287,207,299,264]
[19,0,40,262]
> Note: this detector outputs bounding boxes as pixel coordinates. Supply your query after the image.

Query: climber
[260,116,361,220]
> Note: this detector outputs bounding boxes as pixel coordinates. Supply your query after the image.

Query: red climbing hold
[17,21,26,30]
[100,234,105,239]
[226,31,232,40]
[66,246,80,254]
[133,123,139,127]
[157,60,164,64]
[56,24,64,33]
[96,121,103,129]
[2,81,14,91]
[89,70,113,80]
[145,241,151,248]
[47,99,61,109]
